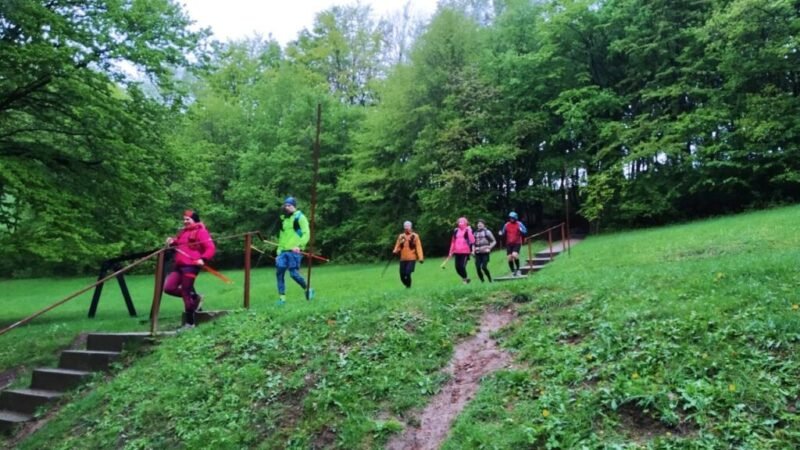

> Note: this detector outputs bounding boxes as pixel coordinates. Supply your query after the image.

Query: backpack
[278,212,304,237]
[399,234,417,250]
[452,227,473,246]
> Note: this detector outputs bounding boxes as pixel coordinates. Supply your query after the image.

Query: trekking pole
[381,252,397,277]
[172,248,233,284]
[440,255,452,270]
[255,234,330,262]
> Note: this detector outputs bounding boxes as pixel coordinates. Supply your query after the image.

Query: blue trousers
[276,251,307,294]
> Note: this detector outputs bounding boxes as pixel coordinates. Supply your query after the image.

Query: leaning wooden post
[548,229,554,261]
[150,251,166,336]
[244,233,252,309]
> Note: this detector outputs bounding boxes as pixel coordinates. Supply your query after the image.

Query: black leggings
[399,260,416,287]
[454,254,469,280]
[474,252,491,282]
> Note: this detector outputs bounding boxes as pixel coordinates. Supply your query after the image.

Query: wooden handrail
[0,247,168,337]
[1,230,262,338]
[524,223,565,243]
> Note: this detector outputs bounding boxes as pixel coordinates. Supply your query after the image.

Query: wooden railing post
[548,229,554,260]
[150,251,165,336]
[244,233,252,309]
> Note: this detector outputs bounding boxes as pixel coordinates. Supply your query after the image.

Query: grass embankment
[10,205,800,449]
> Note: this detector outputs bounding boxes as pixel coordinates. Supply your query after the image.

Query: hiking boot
[177,324,195,333]
[515,270,522,277]
[305,288,315,301]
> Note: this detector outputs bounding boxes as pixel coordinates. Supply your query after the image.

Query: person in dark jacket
[164,210,216,328]
[499,211,527,277]
[472,219,496,282]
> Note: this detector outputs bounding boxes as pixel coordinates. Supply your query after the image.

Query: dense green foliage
[2,0,799,268]
[10,205,800,448]
[0,0,207,274]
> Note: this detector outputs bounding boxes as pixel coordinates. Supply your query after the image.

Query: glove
[419,260,424,264]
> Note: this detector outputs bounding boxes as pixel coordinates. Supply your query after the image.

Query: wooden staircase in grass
[0,310,225,435]
[0,332,154,433]
[494,237,582,282]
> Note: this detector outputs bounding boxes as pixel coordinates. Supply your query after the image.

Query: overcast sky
[180,0,439,45]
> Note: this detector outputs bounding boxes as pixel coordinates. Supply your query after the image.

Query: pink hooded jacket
[448,218,475,256]
[172,223,216,266]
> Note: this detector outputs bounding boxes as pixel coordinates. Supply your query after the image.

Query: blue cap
[283,196,297,206]
[508,211,518,219]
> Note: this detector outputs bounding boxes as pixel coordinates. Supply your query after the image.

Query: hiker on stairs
[392,221,425,288]
[164,210,216,328]
[448,217,476,284]
[499,211,527,277]
[275,196,313,305]
[473,219,496,282]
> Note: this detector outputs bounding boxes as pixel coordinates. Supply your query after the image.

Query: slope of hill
[18,205,800,449]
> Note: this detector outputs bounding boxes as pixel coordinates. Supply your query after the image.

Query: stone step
[86,332,151,352]
[520,265,547,275]
[31,368,91,392]
[494,274,529,282]
[182,310,228,326]
[59,350,120,372]
[0,410,32,433]
[526,257,553,265]
[0,389,63,415]
[535,249,562,259]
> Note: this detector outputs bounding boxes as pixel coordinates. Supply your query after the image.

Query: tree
[0,0,207,274]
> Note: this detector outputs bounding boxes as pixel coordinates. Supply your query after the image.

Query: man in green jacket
[275,196,314,305]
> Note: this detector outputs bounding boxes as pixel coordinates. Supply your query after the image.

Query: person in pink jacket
[163,210,216,328]
[448,217,476,284]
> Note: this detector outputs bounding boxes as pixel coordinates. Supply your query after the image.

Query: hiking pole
[381,252,397,277]
[172,248,233,284]
[440,255,452,270]
[255,233,330,262]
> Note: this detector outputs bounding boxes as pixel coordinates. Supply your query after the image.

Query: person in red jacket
[163,210,216,328]
[499,211,527,277]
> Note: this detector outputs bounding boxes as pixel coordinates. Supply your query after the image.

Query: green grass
[7,205,800,449]
[0,245,535,373]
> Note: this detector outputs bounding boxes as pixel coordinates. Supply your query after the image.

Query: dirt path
[386,307,516,450]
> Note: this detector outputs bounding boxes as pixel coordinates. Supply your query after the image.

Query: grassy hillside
[11,205,800,449]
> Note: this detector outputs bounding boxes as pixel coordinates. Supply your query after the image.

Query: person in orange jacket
[392,221,424,288]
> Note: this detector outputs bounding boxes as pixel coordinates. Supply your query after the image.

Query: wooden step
[0,388,62,415]
[86,332,151,352]
[182,310,228,326]
[0,410,33,433]
[494,274,529,282]
[526,257,553,265]
[535,249,562,259]
[59,350,120,372]
[31,368,91,392]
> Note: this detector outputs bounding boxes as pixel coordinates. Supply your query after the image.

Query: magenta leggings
[163,267,199,312]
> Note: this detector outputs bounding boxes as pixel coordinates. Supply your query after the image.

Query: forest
[1,0,798,275]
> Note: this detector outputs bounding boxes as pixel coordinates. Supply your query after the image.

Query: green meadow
[4,206,800,449]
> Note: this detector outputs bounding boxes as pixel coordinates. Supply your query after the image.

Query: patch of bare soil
[386,307,516,450]
[617,402,697,442]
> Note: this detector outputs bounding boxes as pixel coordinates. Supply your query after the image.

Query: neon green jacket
[277,211,310,254]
